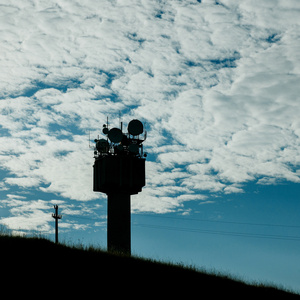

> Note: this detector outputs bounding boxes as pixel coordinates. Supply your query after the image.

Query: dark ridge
[1,235,299,298]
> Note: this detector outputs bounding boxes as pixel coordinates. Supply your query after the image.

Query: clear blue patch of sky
[48,121,86,137]
[0,125,10,137]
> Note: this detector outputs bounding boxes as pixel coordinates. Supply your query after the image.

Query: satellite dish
[102,127,109,134]
[128,119,143,136]
[96,139,109,153]
[108,128,123,143]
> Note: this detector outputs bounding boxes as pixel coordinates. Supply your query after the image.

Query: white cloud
[224,185,244,194]
[0,197,53,232]
[0,0,299,226]
[5,177,41,188]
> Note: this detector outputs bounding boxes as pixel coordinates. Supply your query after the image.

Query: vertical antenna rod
[52,205,62,244]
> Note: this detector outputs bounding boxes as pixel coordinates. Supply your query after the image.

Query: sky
[0,0,300,292]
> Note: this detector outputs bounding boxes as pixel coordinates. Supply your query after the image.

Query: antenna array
[94,119,147,158]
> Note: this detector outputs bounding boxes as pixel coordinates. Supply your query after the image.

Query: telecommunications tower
[93,119,146,254]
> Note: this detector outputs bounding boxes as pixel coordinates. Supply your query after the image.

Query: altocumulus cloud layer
[0,0,300,230]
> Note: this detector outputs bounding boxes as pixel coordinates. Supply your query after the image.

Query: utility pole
[52,205,62,244]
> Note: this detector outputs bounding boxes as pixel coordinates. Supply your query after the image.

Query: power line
[133,213,300,229]
[66,209,300,229]
[133,223,300,242]
[62,211,300,242]
[63,215,300,241]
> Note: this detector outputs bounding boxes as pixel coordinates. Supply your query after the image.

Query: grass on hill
[0,232,299,298]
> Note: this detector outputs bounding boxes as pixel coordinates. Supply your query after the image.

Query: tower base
[107,193,131,254]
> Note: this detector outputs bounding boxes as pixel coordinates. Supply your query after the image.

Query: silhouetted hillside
[1,235,299,298]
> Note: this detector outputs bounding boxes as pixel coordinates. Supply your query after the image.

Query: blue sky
[0,0,300,293]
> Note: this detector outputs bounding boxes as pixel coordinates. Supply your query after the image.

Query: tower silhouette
[93,119,146,254]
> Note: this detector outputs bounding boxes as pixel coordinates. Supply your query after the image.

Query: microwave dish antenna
[96,139,109,153]
[108,128,123,143]
[102,126,109,134]
[128,119,143,136]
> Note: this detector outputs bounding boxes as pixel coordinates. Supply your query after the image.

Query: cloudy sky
[1,0,300,291]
